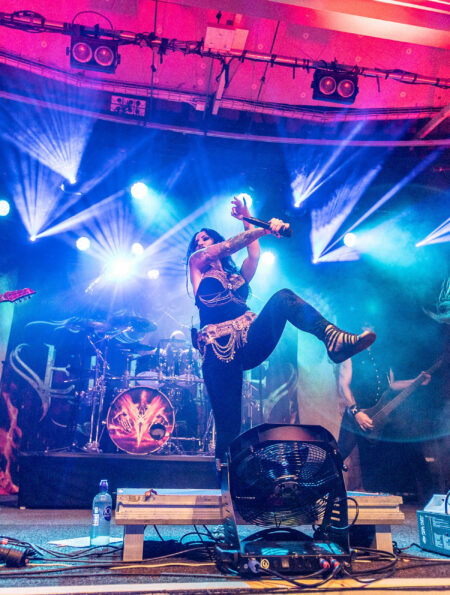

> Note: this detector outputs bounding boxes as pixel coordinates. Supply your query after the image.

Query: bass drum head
[107,386,175,454]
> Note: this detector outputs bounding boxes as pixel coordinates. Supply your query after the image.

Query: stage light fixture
[130,182,149,200]
[76,236,91,251]
[0,199,11,216]
[107,256,135,281]
[147,269,160,280]
[60,180,83,196]
[312,69,359,104]
[261,251,275,265]
[343,232,357,247]
[131,242,144,256]
[68,29,120,74]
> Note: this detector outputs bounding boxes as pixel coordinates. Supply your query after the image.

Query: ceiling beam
[171,0,450,49]
[415,103,450,138]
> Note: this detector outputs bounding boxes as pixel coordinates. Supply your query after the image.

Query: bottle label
[103,505,112,522]
[92,510,100,527]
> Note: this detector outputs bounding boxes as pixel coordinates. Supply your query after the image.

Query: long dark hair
[185,227,239,295]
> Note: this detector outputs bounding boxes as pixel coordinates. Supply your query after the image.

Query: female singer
[187,196,376,462]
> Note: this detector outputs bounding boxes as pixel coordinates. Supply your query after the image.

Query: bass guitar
[362,359,442,439]
[0,288,36,303]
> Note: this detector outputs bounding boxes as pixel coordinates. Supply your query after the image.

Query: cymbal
[116,342,155,352]
[110,314,157,333]
[66,319,110,333]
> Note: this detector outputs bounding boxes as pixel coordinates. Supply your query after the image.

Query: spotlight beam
[320,149,441,257]
[0,93,93,181]
[310,165,382,261]
[142,196,220,259]
[35,191,124,239]
[416,216,450,246]
[292,122,365,206]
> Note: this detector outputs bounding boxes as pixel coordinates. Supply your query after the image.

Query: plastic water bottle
[90,479,112,546]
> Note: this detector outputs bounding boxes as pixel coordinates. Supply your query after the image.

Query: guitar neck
[371,359,441,424]
[372,377,422,422]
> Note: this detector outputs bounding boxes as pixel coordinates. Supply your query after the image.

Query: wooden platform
[115,488,405,561]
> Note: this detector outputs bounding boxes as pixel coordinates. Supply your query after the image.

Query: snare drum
[134,370,163,389]
[106,386,175,454]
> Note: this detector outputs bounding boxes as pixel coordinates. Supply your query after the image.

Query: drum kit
[68,315,214,456]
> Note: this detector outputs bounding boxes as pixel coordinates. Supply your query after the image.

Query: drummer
[163,330,189,377]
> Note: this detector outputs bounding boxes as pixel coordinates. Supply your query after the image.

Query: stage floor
[0,497,448,594]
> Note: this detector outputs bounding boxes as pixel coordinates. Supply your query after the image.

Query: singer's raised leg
[242,288,375,369]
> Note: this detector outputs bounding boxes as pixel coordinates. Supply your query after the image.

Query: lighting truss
[0,11,448,90]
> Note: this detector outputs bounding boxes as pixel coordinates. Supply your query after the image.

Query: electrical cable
[71,11,113,29]
[152,524,165,542]
[254,562,340,589]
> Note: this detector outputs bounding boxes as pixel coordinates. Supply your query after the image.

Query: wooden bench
[115,488,405,561]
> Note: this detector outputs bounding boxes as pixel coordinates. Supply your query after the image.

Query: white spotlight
[0,199,10,216]
[30,235,37,242]
[343,232,357,247]
[147,269,160,280]
[131,182,149,200]
[76,236,91,251]
[131,242,144,256]
[261,251,275,265]
[107,257,135,281]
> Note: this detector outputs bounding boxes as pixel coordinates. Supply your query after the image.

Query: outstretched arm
[189,227,269,273]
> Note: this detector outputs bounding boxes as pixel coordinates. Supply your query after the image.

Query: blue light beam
[416,216,450,247]
[321,149,441,259]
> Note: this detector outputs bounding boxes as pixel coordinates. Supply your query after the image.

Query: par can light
[318,76,337,96]
[312,69,359,104]
[94,45,115,67]
[68,28,120,73]
[72,41,93,63]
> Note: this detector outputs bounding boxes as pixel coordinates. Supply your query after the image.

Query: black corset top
[195,268,249,326]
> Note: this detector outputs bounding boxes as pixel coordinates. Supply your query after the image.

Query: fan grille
[230,441,341,526]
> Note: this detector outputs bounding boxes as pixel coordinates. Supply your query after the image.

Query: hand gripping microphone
[241,215,292,238]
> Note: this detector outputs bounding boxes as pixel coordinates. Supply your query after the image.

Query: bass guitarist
[337,339,431,492]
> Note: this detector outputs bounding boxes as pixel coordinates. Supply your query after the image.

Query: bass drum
[107,386,175,454]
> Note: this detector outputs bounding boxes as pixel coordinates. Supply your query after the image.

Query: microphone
[241,215,292,237]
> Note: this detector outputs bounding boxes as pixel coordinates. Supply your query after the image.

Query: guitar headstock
[0,288,36,303]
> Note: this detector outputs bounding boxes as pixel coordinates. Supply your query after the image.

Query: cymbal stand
[202,412,215,454]
[82,335,109,453]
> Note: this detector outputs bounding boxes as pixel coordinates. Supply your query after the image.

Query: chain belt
[198,311,257,363]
